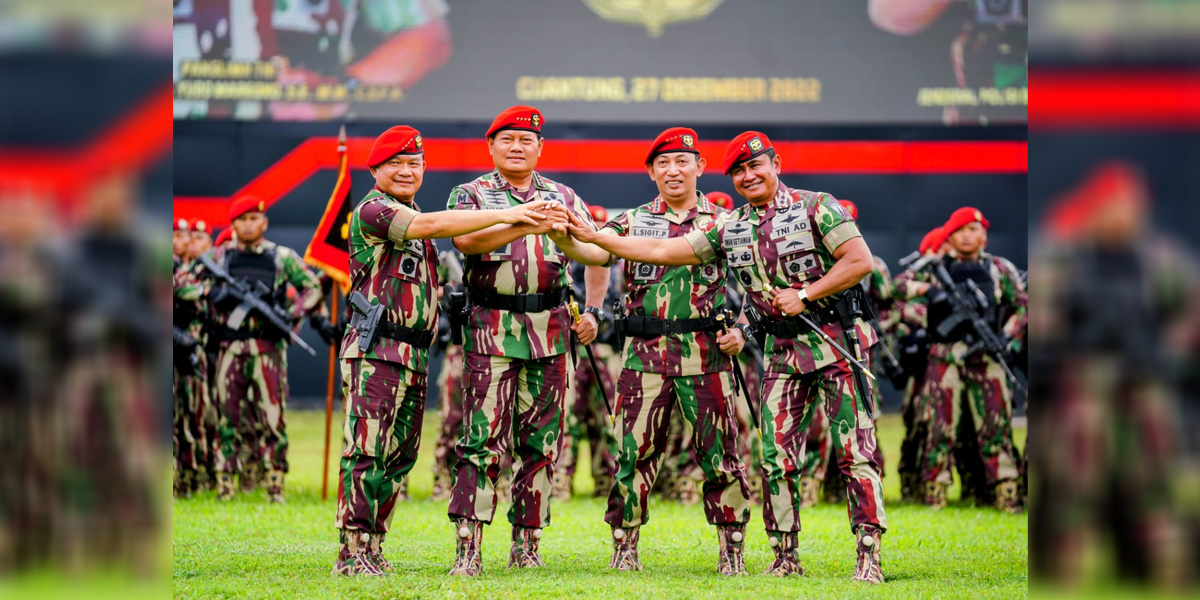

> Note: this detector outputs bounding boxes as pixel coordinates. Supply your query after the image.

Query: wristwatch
[796,288,809,304]
[733,323,751,338]
[583,306,605,323]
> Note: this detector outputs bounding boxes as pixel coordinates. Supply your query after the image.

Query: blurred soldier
[917,207,1027,513]
[330,126,551,576]
[173,218,190,269]
[893,226,949,502]
[189,220,213,260]
[706,191,735,210]
[58,169,170,568]
[177,195,325,503]
[174,260,213,497]
[568,132,887,583]
[445,106,609,575]
[1031,162,1195,586]
[584,128,752,575]
[214,227,233,249]
[553,204,620,502]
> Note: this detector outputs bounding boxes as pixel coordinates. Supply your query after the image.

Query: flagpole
[321,124,348,502]
[322,289,339,501]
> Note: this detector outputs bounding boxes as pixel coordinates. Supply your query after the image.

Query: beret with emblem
[174,218,190,232]
[486,105,544,138]
[706,191,734,209]
[944,206,990,234]
[838,199,858,220]
[918,226,947,254]
[588,204,608,223]
[723,131,774,175]
[645,127,700,164]
[367,125,424,168]
[228,195,267,222]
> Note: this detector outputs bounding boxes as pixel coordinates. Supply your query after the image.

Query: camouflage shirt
[930,251,1027,361]
[684,184,878,375]
[865,255,899,333]
[601,192,729,376]
[177,238,324,356]
[447,170,597,359]
[339,187,440,373]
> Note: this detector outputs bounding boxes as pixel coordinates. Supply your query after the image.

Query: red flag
[304,125,353,293]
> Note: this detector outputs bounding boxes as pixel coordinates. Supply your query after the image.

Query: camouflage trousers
[605,368,752,528]
[896,371,929,501]
[214,343,288,475]
[172,357,214,479]
[432,345,466,490]
[448,351,570,528]
[918,350,1020,488]
[556,349,618,498]
[334,358,426,533]
[799,352,885,501]
[759,361,887,534]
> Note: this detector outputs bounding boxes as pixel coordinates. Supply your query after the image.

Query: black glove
[311,314,342,346]
[207,283,230,305]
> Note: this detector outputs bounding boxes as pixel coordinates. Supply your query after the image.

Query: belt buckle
[524,294,541,313]
[662,320,679,336]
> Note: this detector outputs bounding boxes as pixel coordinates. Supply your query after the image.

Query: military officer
[444,105,611,576]
[567,131,887,583]
[588,128,752,575]
[331,125,554,575]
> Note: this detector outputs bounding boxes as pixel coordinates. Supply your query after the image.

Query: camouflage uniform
[891,269,934,502]
[600,193,751,573]
[173,266,214,497]
[178,238,324,501]
[331,187,441,575]
[918,252,1027,511]
[803,255,893,506]
[684,185,886,577]
[445,170,598,565]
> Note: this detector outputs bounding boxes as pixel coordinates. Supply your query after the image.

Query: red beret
[645,127,700,164]
[486,105,544,138]
[723,131,774,175]
[839,199,859,220]
[193,220,209,233]
[944,206,990,234]
[367,125,423,168]
[215,228,233,246]
[588,205,608,223]
[174,218,190,232]
[918,227,947,254]
[706,191,734,209]
[228,195,267,222]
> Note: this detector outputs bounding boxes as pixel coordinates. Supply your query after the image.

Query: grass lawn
[173,411,1027,599]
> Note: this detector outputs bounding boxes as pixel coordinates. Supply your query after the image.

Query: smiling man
[593,127,752,575]
[331,125,554,576]
[566,131,887,583]
[444,106,611,576]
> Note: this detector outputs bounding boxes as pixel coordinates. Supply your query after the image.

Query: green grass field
[173,410,1027,599]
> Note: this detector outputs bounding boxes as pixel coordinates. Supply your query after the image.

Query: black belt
[349,312,436,348]
[215,326,285,343]
[468,287,570,313]
[624,315,720,338]
[759,305,840,338]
